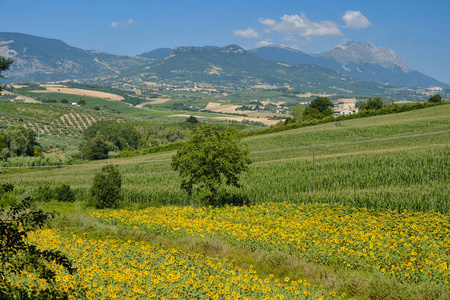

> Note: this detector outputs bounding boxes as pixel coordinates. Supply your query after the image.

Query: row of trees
[78,120,191,160]
[290,94,444,123]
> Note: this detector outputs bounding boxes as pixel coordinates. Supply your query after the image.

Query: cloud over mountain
[342,11,371,29]
[233,28,260,38]
[258,13,342,39]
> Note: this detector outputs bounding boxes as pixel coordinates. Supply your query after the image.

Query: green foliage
[78,135,110,160]
[76,99,86,106]
[358,97,386,111]
[34,184,55,202]
[34,184,75,202]
[0,197,78,299]
[428,94,442,103]
[171,124,251,206]
[54,184,75,202]
[90,165,122,208]
[83,120,140,150]
[291,104,304,120]
[185,115,200,124]
[0,125,40,159]
[309,97,334,113]
[302,97,334,120]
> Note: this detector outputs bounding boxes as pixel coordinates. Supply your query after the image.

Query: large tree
[171,125,251,205]
[0,56,13,93]
[309,97,334,114]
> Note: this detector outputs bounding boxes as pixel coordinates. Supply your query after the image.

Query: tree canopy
[303,97,334,120]
[427,94,442,103]
[171,124,251,205]
[358,97,385,111]
[309,97,334,113]
[291,104,304,120]
[0,125,40,159]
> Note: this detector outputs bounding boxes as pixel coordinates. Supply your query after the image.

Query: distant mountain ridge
[0,32,447,98]
[0,32,148,82]
[250,41,449,89]
[122,44,399,97]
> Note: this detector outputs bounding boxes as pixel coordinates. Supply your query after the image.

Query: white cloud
[342,11,371,29]
[258,18,276,27]
[110,21,120,28]
[259,13,342,38]
[110,19,137,28]
[233,28,260,39]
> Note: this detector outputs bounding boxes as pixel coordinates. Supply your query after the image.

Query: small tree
[186,115,200,124]
[90,164,122,208]
[171,125,251,205]
[427,94,442,103]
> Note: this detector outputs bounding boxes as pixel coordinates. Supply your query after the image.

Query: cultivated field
[2,104,450,299]
[35,84,125,100]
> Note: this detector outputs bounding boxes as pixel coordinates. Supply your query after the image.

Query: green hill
[2,103,449,213]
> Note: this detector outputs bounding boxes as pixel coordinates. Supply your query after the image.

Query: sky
[1,0,449,84]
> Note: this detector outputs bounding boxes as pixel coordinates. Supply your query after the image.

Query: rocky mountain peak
[324,40,413,73]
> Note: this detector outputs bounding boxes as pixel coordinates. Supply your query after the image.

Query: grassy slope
[2,105,449,299]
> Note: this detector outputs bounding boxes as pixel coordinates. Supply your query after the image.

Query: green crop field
[3,103,449,213]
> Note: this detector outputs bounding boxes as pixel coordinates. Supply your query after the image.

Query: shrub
[34,184,55,202]
[90,165,122,209]
[55,184,75,202]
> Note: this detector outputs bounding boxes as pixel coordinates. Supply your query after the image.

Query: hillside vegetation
[2,103,449,212]
[1,104,449,299]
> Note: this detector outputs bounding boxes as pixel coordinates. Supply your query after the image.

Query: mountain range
[0,32,448,97]
[249,42,448,89]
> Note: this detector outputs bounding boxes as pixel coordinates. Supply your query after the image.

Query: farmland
[1,103,450,299]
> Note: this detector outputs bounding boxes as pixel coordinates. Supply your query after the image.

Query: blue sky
[1,0,449,84]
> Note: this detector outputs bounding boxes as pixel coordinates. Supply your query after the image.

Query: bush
[90,165,122,208]
[55,184,75,202]
[34,184,54,202]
